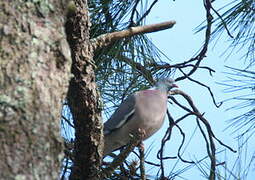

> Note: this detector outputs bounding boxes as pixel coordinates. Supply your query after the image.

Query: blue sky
[137,0,255,179]
[61,1,254,179]
[131,0,255,180]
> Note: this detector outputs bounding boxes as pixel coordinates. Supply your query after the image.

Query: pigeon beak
[172,83,178,88]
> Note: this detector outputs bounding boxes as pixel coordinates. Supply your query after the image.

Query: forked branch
[167,89,236,180]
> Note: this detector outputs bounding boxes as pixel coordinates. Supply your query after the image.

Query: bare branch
[196,117,215,179]
[175,113,193,124]
[61,158,70,180]
[62,115,74,128]
[150,62,216,75]
[178,68,222,108]
[211,6,234,38]
[169,89,236,180]
[169,89,236,153]
[175,0,214,82]
[144,160,160,167]
[175,124,195,164]
[91,21,176,50]
[139,146,146,180]
[157,110,175,178]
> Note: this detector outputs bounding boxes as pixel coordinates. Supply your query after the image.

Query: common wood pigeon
[103,78,178,156]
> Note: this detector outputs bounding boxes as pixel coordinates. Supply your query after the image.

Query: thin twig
[175,124,195,164]
[144,160,160,167]
[178,68,222,108]
[196,117,213,178]
[211,6,234,38]
[61,158,69,180]
[157,110,180,178]
[136,0,159,24]
[169,89,236,153]
[150,63,216,75]
[62,115,74,128]
[139,146,146,180]
[175,0,213,82]
[175,113,193,124]
[169,88,237,180]
[129,0,141,26]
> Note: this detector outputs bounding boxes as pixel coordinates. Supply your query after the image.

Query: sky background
[61,1,254,179]
[135,0,255,179]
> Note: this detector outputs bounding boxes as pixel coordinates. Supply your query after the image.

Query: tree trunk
[65,0,104,179]
[0,1,70,179]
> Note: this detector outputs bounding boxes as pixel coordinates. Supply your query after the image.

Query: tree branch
[65,1,103,179]
[169,89,236,153]
[91,21,176,50]
[169,89,236,180]
[139,146,146,180]
[178,68,222,108]
[175,0,213,82]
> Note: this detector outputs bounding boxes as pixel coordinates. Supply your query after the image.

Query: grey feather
[103,78,178,155]
[104,94,136,134]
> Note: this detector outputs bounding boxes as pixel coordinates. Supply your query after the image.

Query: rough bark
[0,1,70,179]
[65,0,103,179]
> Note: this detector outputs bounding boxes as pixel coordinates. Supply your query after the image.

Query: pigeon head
[155,78,178,92]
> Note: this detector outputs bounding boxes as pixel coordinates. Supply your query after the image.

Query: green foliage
[221,67,255,142]
[213,0,254,66]
[89,0,173,116]
[216,66,255,180]
[61,1,254,179]
[208,1,255,179]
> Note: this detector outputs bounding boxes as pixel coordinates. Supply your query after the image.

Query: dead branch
[149,62,216,75]
[168,89,236,180]
[175,123,195,164]
[175,0,213,82]
[170,89,236,153]
[139,146,146,180]
[178,68,222,108]
[90,21,176,50]
[157,110,176,178]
